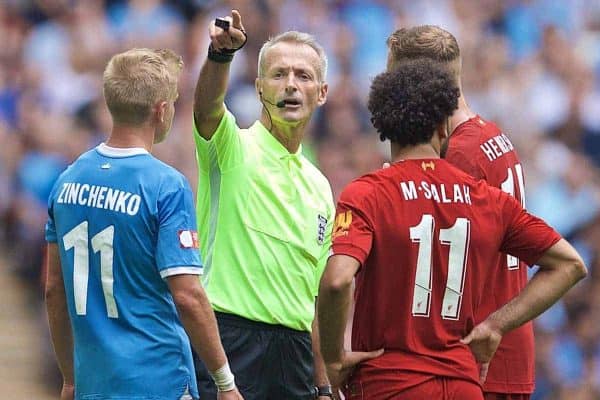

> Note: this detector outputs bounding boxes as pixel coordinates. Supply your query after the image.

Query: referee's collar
[252,120,303,160]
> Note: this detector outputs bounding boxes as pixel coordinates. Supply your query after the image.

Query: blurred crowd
[1,0,599,398]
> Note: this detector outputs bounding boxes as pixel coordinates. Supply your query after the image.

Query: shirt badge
[178,230,199,249]
[421,161,435,171]
[332,210,352,239]
[317,214,327,245]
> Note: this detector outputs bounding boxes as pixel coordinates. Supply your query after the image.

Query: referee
[191,10,340,400]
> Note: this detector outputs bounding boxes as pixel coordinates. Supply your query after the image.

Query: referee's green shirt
[194,108,335,332]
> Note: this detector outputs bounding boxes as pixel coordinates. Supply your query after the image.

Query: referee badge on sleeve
[317,214,327,245]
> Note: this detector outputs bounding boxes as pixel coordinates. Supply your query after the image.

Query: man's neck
[391,142,440,162]
[449,93,477,135]
[106,125,154,152]
[260,112,305,153]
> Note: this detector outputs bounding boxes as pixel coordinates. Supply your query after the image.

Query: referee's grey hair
[257,31,327,82]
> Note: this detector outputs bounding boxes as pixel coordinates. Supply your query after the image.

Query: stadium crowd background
[0,0,599,398]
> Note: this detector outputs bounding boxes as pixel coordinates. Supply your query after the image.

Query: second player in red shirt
[318,60,586,400]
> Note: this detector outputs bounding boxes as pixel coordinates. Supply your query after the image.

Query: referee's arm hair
[194,10,246,140]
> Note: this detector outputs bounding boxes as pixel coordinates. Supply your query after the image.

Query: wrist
[314,384,334,399]
[207,44,234,63]
[209,362,236,392]
[207,28,248,64]
[483,315,507,336]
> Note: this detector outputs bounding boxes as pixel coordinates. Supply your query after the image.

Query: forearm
[176,287,228,372]
[311,306,329,386]
[486,262,585,335]
[193,59,231,136]
[46,287,74,384]
[318,282,352,364]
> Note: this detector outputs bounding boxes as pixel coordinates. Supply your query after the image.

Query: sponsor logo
[332,210,352,239]
[317,214,328,245]
[421,161,435,171]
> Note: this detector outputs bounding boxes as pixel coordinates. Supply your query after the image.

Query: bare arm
[45,243,74,398]
[482,239,586,335]
[311,302,330,389]
[317,255,383,390]
[193,10,246,140]
[463,238,587,379]
[318,255,358,364]
[167,274,244,398]
[167,274,227,372]
[168,274,244,399]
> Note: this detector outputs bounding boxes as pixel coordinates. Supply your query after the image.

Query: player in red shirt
[386,25,533,400]
[317,60,586,400]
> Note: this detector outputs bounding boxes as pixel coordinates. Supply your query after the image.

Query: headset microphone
[259,91,286,108]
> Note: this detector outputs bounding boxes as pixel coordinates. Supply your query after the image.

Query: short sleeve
[331,180,376,266]
[45,181,60,243]
[193,106,244,172]
[156,178,203,278]
[314,198,336,297]
[498,188,562,266]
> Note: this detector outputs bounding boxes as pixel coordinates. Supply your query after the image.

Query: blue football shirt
[45,143,202,400]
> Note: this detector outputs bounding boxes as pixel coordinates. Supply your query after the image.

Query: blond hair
[387,26,461,84]
[258,31,327,82]
[103,48,183,125]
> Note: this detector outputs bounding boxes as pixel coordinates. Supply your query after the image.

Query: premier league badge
[317,214,327,245]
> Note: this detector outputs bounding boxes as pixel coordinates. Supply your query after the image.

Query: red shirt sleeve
[496,187,562,265]
[331,179,376,266]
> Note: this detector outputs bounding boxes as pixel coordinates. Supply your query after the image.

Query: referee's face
[259,42,328,125]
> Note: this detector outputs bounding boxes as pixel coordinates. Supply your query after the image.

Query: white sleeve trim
[160,266,204,279]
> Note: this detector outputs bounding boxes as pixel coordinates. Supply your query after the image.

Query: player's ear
[434,121,449,156]
[438,118,450,140]
[385,52,396,72]
[255,78,262,97]
[317,82,328,106]
[155,101,168,123]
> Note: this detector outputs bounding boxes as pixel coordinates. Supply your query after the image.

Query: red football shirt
[445,116,533,393]
[332,159,560,392]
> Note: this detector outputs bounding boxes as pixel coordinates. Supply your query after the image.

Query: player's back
[337,159,531,390]
[46,144,199,399]
[445,116,533,393]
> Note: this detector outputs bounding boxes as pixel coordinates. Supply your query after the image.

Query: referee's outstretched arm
[194,9,246,140]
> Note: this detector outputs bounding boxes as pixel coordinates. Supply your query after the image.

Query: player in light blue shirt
[44,48,243,400]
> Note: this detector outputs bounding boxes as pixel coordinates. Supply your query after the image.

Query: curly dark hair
[367,59,459,146]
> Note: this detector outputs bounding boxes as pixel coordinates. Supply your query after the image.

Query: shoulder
[55,148,98,179]
[194,106,242,144]
[72,147,100,165]
[339,171,380,205]
[449,117,493,151]
[300,157,333,192]
[150,158,192,192]
[438,159,479,181]
[301,158,329,184]
[470,176,513,209]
